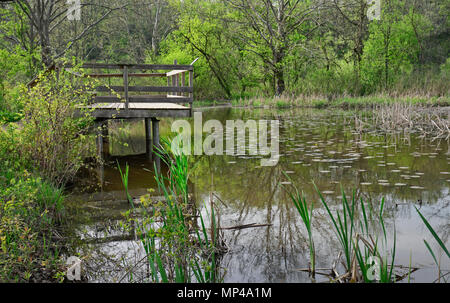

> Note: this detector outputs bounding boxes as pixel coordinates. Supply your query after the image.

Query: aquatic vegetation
[283,173,316,277]
[118,141,224,283]
[286,179,398,283]
[287,178,450,283]
[354,103,450,139]
[415,207,450,282]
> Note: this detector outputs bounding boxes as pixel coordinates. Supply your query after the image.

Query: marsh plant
[119,140,222,283]
[286,180,398,283]
[355,103,450,139]
[283,173,315,277]
[287,177,450,283]
[415,207,450,283]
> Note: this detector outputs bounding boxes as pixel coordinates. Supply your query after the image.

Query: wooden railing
[77,60,194,110]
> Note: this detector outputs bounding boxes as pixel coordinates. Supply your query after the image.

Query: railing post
[181,72,186,97]
[176,73,180,96]
[189,67,194,116]
[172,60,177,93]
[123,65,129,110]
[175,60,180,96]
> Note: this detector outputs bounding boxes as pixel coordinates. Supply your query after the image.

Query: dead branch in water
[218,223,272,230]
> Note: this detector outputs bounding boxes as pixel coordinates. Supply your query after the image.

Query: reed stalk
[118,139,221,283]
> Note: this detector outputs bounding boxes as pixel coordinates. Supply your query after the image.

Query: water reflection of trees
[191,147,449,281]
[192,157,342,282]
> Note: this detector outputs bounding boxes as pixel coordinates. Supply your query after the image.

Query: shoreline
[193,96,450,111]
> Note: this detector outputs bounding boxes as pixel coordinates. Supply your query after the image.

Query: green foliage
[440,57,450,78]
[0,47,32,113]
[0,104,68,282]
[361,8,421,92]
[17,65,97,187]
[159,0,446,99]
[415,207,450,259]
[0,0,447,102]
[0,111,23,124]
[0,60,99,282]
[158,0,262,100]
[0,162,65,282]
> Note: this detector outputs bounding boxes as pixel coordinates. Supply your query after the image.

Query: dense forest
[0,0,448,105]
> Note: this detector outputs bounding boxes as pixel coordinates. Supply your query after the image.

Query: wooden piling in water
[145,118,152,161]
[96,121,104,159]
[95,120,105,188]
[152,118,161,173]
[102,121,109,156]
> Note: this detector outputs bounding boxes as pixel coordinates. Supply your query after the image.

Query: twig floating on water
[218,223,272,230]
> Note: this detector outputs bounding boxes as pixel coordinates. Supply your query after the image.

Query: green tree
[361,0,422,91]
[225,0,322,96]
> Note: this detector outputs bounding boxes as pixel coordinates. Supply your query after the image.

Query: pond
[66,106,450,283]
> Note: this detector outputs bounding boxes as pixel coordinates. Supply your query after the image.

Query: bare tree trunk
[14,0,127,67]
[274,67,285,96]
[151,0,162,55]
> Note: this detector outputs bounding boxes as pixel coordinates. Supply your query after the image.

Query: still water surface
[67,107,450,283]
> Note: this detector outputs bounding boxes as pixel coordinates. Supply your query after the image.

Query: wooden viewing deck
[27,59,197,174]
[79,60,195,119]
[76,60,197,173]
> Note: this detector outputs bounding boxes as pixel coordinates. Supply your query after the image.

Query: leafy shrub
[17,65,97,187]
[0,62,96,282]
[0,170,65,282]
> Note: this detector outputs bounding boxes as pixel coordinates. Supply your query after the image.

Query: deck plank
[85,102,189,110]
[79,102,191,119]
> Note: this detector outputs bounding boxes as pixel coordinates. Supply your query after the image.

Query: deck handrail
[80,63,193,70]
[79,60,194,111]
[27,60,195,115]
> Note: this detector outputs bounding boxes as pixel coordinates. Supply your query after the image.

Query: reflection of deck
[85,102,191,118]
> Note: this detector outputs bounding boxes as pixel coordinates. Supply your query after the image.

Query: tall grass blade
[424,240,439,266]
[415,207,450,259]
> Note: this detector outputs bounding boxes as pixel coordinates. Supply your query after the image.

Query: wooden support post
[102,120,109,160]
[102,121,109,142]
[96,121,104,159]
[96,120,105,188]
[152,118,161,174]
[123,66,129,110]
[145,118,152,161]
